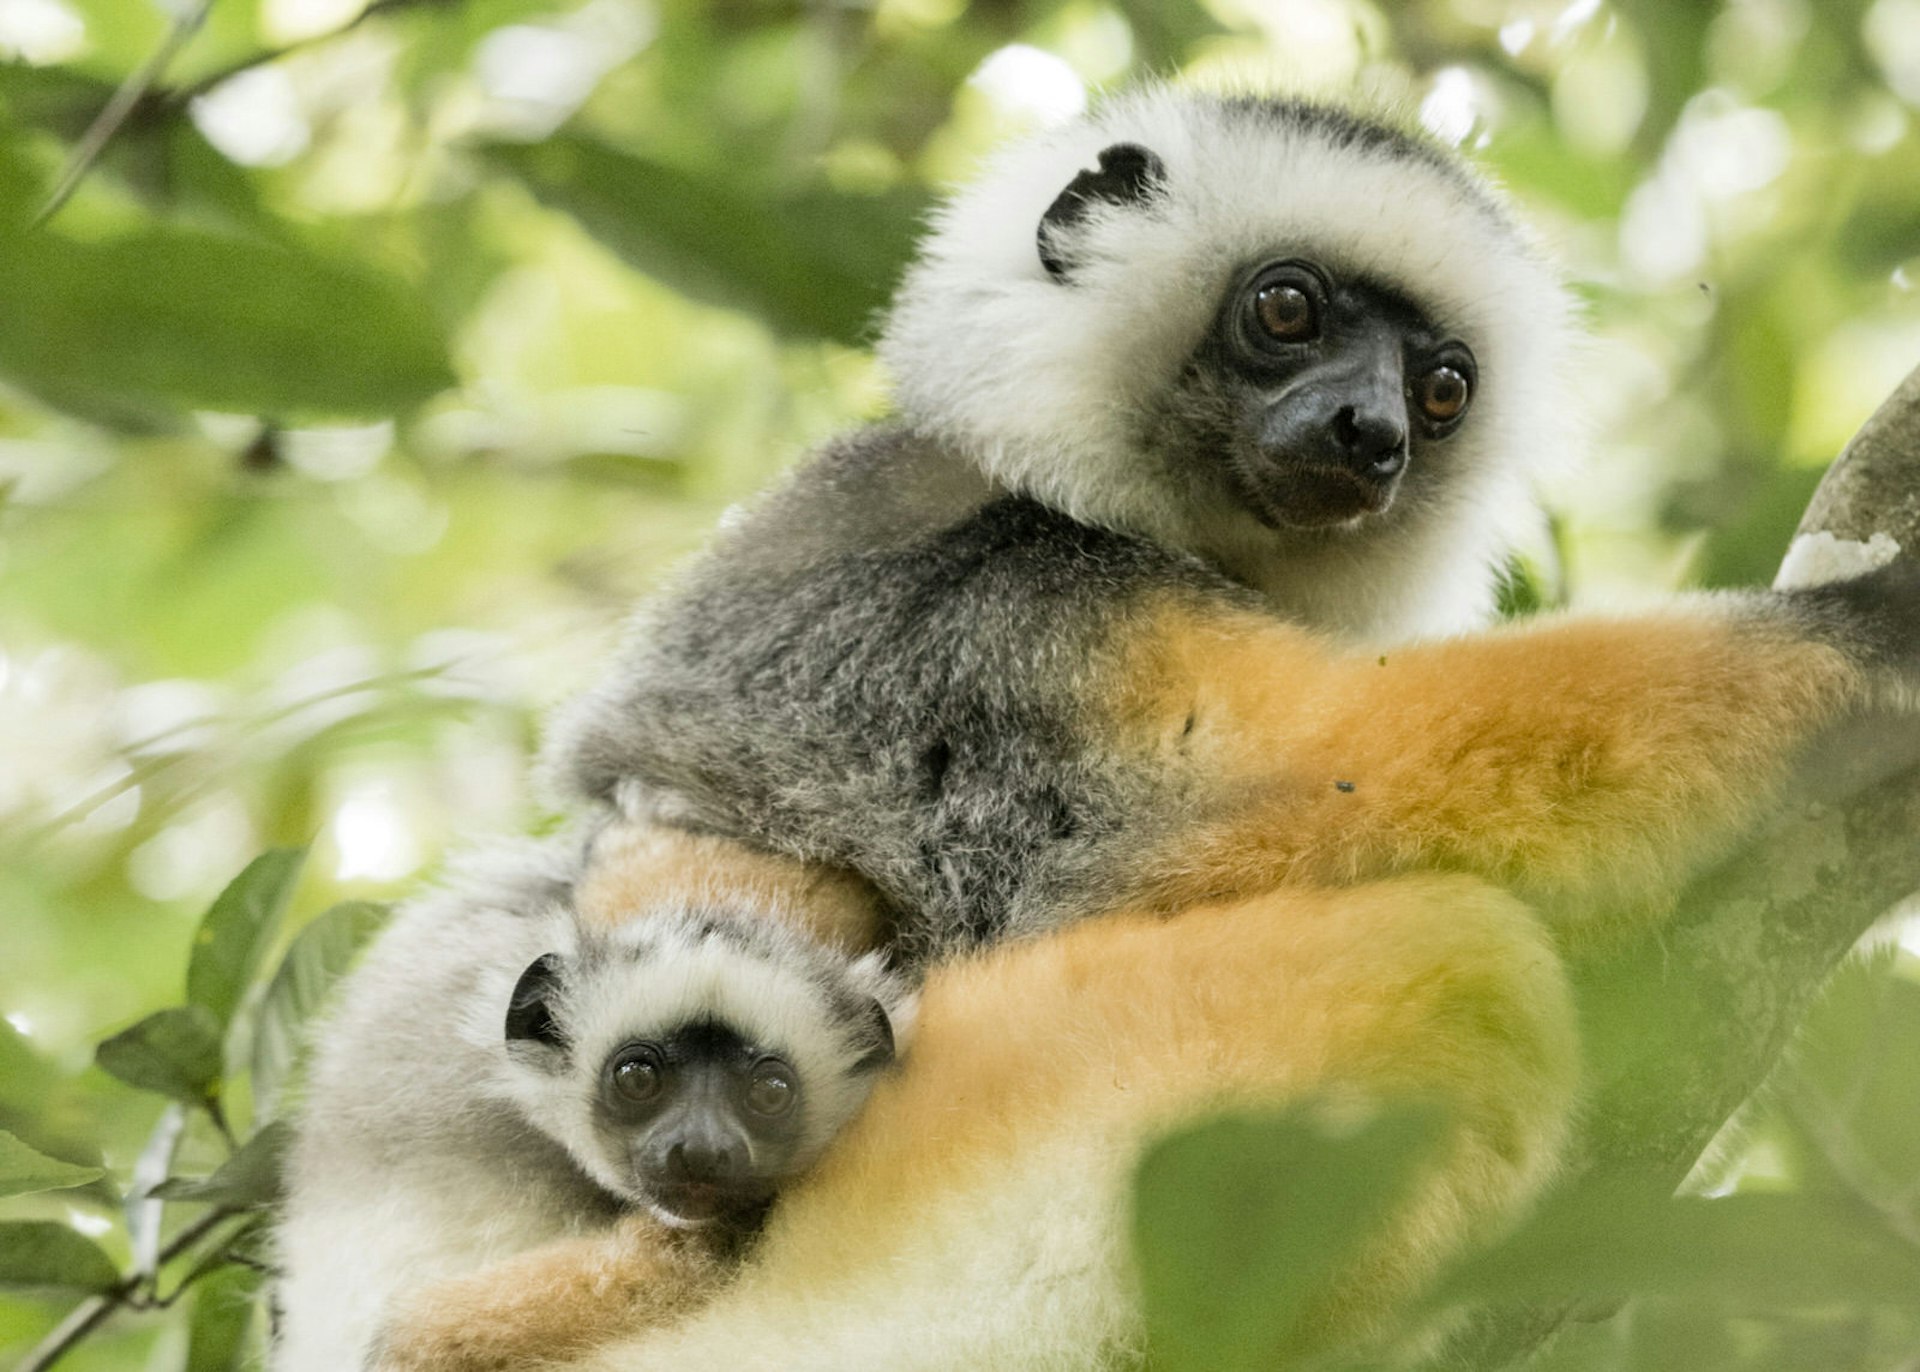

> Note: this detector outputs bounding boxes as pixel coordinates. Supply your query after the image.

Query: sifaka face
[1032,135,1484,536]
[500,921,900,1234]
[1180,256,1477,531]
[589,1019,808,1229]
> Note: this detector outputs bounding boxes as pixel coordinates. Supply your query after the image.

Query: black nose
[665,1138,741,1183]
[1330,404,1406,478]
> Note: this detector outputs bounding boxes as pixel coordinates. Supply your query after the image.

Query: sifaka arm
[1108,568,1920,942]
[571,818,890,952]
[368,1214,722,1372]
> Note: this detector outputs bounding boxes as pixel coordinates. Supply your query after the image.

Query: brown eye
[1254,283,1317,341]
[609,1046,663,1104]
[1417,365,1471,424]
[744,1060,795,1117]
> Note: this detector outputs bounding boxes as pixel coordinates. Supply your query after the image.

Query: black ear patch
[505,953,567,1049]
[1038,142,1166,280]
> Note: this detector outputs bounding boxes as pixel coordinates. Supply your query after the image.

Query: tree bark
[1442,363,1920,1369]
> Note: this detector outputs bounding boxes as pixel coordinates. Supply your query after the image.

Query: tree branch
[170,0,438,103]
[13,1205,239,1372]
[1442,362,1920,1368]
[25,0,442,214]
[34,0,214,227]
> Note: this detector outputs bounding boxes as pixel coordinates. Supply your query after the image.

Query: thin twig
[36,662,454,836]
[32,0,435,225]
[204,1098,239,1153]
[12,1206,237,1372]
[34,0,216,227]
[173,0,434,101]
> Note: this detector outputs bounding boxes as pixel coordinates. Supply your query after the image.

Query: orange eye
[1254,284,1317,341]
[744,1060,795,1117]
[1417,365,1471,423]
[609,1046,663,1104]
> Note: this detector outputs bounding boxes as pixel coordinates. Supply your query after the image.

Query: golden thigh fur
[712,876,1578,1359]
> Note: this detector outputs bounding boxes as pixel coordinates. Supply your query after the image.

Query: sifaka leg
[558,875,1579,1371]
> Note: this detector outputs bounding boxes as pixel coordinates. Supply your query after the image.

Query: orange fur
[709,875,1578,1358]
[1111,597,1859,942]
[372,1214,720,1372]
[794,874,1570,1222]
[575,821,887,952]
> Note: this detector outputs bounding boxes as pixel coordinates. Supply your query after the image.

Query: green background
[2,0,1919,1367]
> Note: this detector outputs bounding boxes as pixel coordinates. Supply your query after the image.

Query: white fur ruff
[881,87,1585,640]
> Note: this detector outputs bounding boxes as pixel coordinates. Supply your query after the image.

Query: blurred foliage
[1134,952,1920,1371]
[1,0,1918,1368]
[1,854,374,1370]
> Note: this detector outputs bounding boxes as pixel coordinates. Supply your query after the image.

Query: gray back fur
[546,89,1582,962]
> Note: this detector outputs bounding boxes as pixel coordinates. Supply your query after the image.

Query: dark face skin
[1181,258,1477,530]
[593,1021,805,1229]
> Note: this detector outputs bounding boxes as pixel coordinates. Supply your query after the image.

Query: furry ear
[505,953,567,1049]
[1038,142,1166,280]
[852,997,896,1072]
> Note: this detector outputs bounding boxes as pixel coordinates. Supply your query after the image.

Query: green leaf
[486,137,928,347]
[394,0,571,90]
[185,1261,264,1372]
[1691,462,1828,590]
[0,1017,61,1121]
[1432,1168,1920,1313]
[1775,951,1920,1201]
[1494,552,1552,620]
[250,901,388,1120]
[188,848,307,1033]
[0,230,455,419]
[95,1007,223,1106]
[0,1130,104,1199]
[1117,2,1228,69]
[56,0,255,86]
[0,1221,120,1292]
[0,62,117,142]
[1132,1100,1449,1372]
[152,1120,290,1210]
